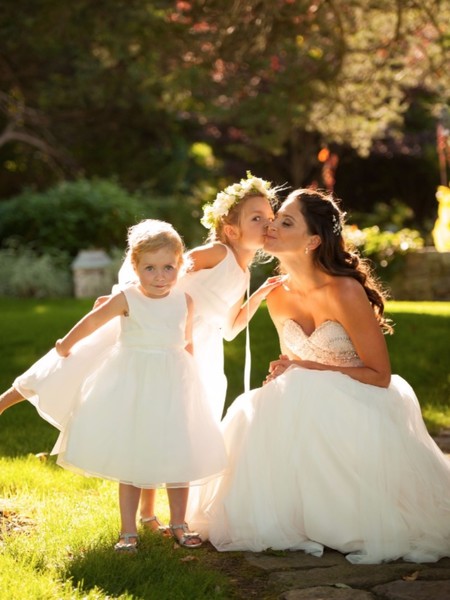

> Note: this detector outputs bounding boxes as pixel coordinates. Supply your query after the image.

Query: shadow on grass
[63,531,230,600]
[0,402,59,458]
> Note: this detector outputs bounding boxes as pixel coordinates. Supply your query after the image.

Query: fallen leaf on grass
[0,508,35,538]
[180,555,199,562]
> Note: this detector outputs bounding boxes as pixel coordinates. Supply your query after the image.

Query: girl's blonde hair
[127,219,186,270]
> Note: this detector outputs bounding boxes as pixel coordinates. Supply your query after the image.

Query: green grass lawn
[0,297,449,598]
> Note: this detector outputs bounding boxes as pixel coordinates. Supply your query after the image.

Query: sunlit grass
[385,300,450,315]
[0,297,231,598]
[0,456,229,599]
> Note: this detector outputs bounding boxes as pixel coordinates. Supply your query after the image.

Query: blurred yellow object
[432,185,450,252]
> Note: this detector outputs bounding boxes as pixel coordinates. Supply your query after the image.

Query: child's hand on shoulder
[254,275,287,302]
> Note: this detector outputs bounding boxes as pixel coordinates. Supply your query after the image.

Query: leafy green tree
[173,0,450,184]
[0,0,448,199]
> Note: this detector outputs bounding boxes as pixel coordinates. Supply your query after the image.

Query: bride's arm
[325,279,391,387]
[262,290,299,384]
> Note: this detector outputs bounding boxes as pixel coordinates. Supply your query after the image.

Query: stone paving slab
[268,562,421,591]
[281,586,375,599]
[244,550,450,599]
[372,579,450,600]
[245,550,347,571]
[433,430,450,454]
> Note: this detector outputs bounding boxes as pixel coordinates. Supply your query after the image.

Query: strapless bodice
[283,319,363,367]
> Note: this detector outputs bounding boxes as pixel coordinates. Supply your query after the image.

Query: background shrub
[344,224,424,279]
[0,179,145,259]
[0,246,72,297]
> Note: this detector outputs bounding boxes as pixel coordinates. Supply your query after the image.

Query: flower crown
[201,172,277,230]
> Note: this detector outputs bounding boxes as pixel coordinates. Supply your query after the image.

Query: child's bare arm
[56,293,128,357]
[186,243,227,271]
[223,276,285,341]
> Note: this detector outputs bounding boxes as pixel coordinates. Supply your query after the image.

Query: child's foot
[169,523,202,548]
[114,533,138,553]
[140,515,168,534]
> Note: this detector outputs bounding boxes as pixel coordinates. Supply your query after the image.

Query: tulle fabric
[56,343,227,487]
[14,320,119,431]
[188,367,450,563]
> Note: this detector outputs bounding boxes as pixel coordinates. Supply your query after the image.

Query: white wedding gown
[188,319,450,564]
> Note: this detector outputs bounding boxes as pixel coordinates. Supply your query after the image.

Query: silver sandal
[169,522,202,548]
[114,532,138,553]
[140,515,168,534]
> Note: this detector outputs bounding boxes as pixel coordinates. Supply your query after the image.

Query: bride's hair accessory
[201,171,277,230]
[332,213,345,236]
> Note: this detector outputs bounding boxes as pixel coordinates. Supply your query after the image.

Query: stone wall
[387,248,450,301]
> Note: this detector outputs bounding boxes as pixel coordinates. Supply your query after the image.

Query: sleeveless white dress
[14,245,249,429]
[188,319,450,564]
[177,245,249,422]
[55,286,227,488]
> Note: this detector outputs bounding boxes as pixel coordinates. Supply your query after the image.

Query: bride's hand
[264,354,294,384]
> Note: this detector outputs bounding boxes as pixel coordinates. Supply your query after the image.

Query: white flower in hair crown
[201,172,277,230]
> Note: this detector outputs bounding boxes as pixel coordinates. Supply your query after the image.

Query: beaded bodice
[283,319,363,367]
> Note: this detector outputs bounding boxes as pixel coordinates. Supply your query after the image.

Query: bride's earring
[305,247,309,254]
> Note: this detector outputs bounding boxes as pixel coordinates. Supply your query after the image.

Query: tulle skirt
[55,343,227,488]
[14,320,120,431]
[188,367,450,564]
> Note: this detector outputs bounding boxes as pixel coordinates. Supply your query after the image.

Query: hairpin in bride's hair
[332,215,341,236]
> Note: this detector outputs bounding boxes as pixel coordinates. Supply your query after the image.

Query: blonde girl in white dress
[12,219,228,551]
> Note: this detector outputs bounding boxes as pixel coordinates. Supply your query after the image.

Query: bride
[188,187,450,565]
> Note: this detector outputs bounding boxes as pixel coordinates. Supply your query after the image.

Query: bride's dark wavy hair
[288,188,393,334]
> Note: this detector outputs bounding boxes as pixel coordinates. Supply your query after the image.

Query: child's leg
[139,488,164,531]
[167,486,202,547]
[0,387,25,415]
[116,483,141,549]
